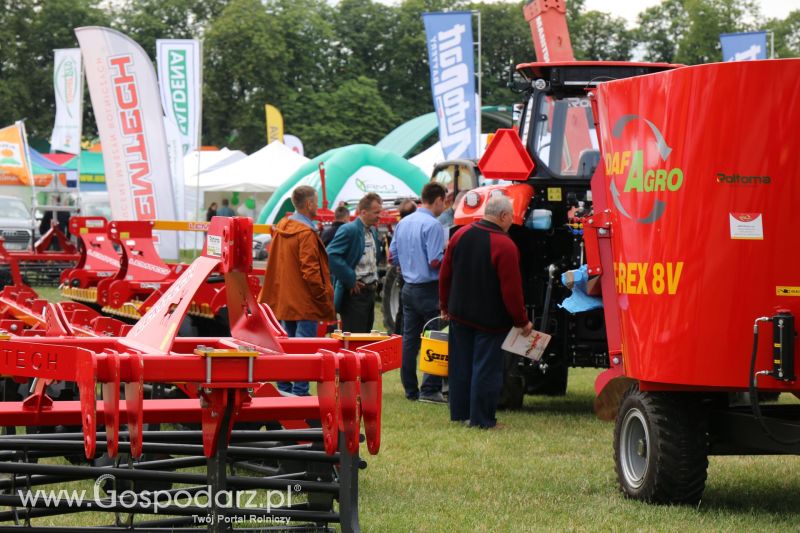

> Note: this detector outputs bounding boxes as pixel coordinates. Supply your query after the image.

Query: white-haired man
[439,195,533,429]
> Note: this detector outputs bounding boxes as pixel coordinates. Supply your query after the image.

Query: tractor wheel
[381,264,403,334]
[498,352,525,410]
[614,385,708,505]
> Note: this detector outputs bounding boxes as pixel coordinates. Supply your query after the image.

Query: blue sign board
[422,12,478,160]
[720,31,768,62]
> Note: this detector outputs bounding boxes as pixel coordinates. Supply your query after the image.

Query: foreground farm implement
[60,217,262,324]
[0,216,400,532]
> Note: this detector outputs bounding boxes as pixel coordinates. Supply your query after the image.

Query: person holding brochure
[439,196,533,429]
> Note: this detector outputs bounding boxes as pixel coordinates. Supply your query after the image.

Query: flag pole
[18,120,37,251]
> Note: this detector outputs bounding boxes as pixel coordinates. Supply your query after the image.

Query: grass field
[362,368,800,532]
[23,288,800,531]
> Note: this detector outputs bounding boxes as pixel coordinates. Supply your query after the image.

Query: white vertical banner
[75,26,179,259]
[51,49,84,155]
[156,39,202,154]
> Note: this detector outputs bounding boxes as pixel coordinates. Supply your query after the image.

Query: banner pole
[19,120,36,251]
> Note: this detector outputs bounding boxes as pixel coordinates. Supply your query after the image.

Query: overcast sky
[372,1,800,26]
[583,0,800,25]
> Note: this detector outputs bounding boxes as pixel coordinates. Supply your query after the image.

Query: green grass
[361,368,800,532]
[24,290,800,531]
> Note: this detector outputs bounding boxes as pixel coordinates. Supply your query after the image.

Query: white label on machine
[502,328,552,361]
[729,212,763,240]
[206,235,222,257]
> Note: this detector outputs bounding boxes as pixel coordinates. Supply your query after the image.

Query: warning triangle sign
[478,129,534,181]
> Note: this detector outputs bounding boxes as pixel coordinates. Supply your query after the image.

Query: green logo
[355,177,398,194]
[168,50,189,136]
[54,57,79,118]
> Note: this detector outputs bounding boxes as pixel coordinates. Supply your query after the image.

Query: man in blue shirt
[390,182,447,403]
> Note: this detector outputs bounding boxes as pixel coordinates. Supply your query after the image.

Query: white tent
[182,148,248,221]
[197,141,308,193]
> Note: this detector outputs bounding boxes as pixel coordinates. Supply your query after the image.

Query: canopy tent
[197,142,308,193]
[183,148,247,180]
[29,148,78,190]
[43,151,106,191]
[258,144,429,225]
[182,143,306,222]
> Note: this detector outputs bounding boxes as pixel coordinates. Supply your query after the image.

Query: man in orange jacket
[260,185,335,395]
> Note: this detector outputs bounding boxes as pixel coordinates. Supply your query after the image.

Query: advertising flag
[284,134,304,156]
[720,31,768,61]
[51,49,84,155]
[76,26,179,259]
[422,12,478,160]
[0,122,33,186]
[156,39,202,154]
[265,104,284,144]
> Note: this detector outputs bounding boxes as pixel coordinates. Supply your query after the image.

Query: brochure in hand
[501,327,552,361]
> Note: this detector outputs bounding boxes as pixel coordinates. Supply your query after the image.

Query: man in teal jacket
[327,193,384,332]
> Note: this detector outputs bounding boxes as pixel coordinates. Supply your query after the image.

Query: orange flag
[0,122,32,186]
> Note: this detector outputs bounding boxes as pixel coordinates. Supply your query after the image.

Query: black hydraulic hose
[749,320,800,446]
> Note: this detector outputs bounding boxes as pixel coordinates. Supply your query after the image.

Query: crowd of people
[260,185,532,430]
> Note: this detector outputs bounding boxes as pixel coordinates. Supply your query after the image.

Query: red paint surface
[593,59,800,390]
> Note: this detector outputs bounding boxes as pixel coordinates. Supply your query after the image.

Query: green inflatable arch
[258,144,429,224]
[376,105,514,157]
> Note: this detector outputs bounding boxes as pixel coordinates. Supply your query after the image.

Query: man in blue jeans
[390,182,448,403]
[260,185,335,396]
[440,196,533,428]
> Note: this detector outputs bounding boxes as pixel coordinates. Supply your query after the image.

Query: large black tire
[382,264,403,334]
[613,385,708,504]
[498,352,525,410]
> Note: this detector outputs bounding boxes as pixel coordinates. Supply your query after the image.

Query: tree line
[1,0,797,158]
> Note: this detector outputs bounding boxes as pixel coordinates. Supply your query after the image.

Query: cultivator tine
[200,388,249,457]
[101,351,120,457]
[225,270,282,352]
[76,350,97,459]
[317,350,340,455]
[359,349,382,455]
[338,350,362,455]
[124,351,144,458]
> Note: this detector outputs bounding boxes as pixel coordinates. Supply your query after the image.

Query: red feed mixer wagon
[583,58,800,504]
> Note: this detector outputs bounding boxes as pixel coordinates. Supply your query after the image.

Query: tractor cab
[513,61,678,184]
[449,61,680,406]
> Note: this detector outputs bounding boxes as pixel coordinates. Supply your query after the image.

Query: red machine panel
[593,59,800,390]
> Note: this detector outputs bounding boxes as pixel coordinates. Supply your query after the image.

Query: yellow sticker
[79,227,88,235]
[776,286,800,297]
[547,187,562,201]
[120,232,129,240]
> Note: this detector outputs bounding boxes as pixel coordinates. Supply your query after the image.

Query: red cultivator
[0,216,400,532]
[0,223,81,288]
[60,216,121,303]
[60,217,262,325]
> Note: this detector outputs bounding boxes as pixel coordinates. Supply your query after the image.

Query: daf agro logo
[605,115,683,224]
[716,172,771,186]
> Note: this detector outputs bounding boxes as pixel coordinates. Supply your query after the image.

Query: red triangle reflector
[478,129,534,181]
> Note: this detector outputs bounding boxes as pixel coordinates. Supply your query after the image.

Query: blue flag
[422,12,478,160]
[720,31,768,62]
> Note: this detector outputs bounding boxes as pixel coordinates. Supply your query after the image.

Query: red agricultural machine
[450,0,800,506]
[59,217,262,336]
[0,222,80,288]
[0,216,401,531]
